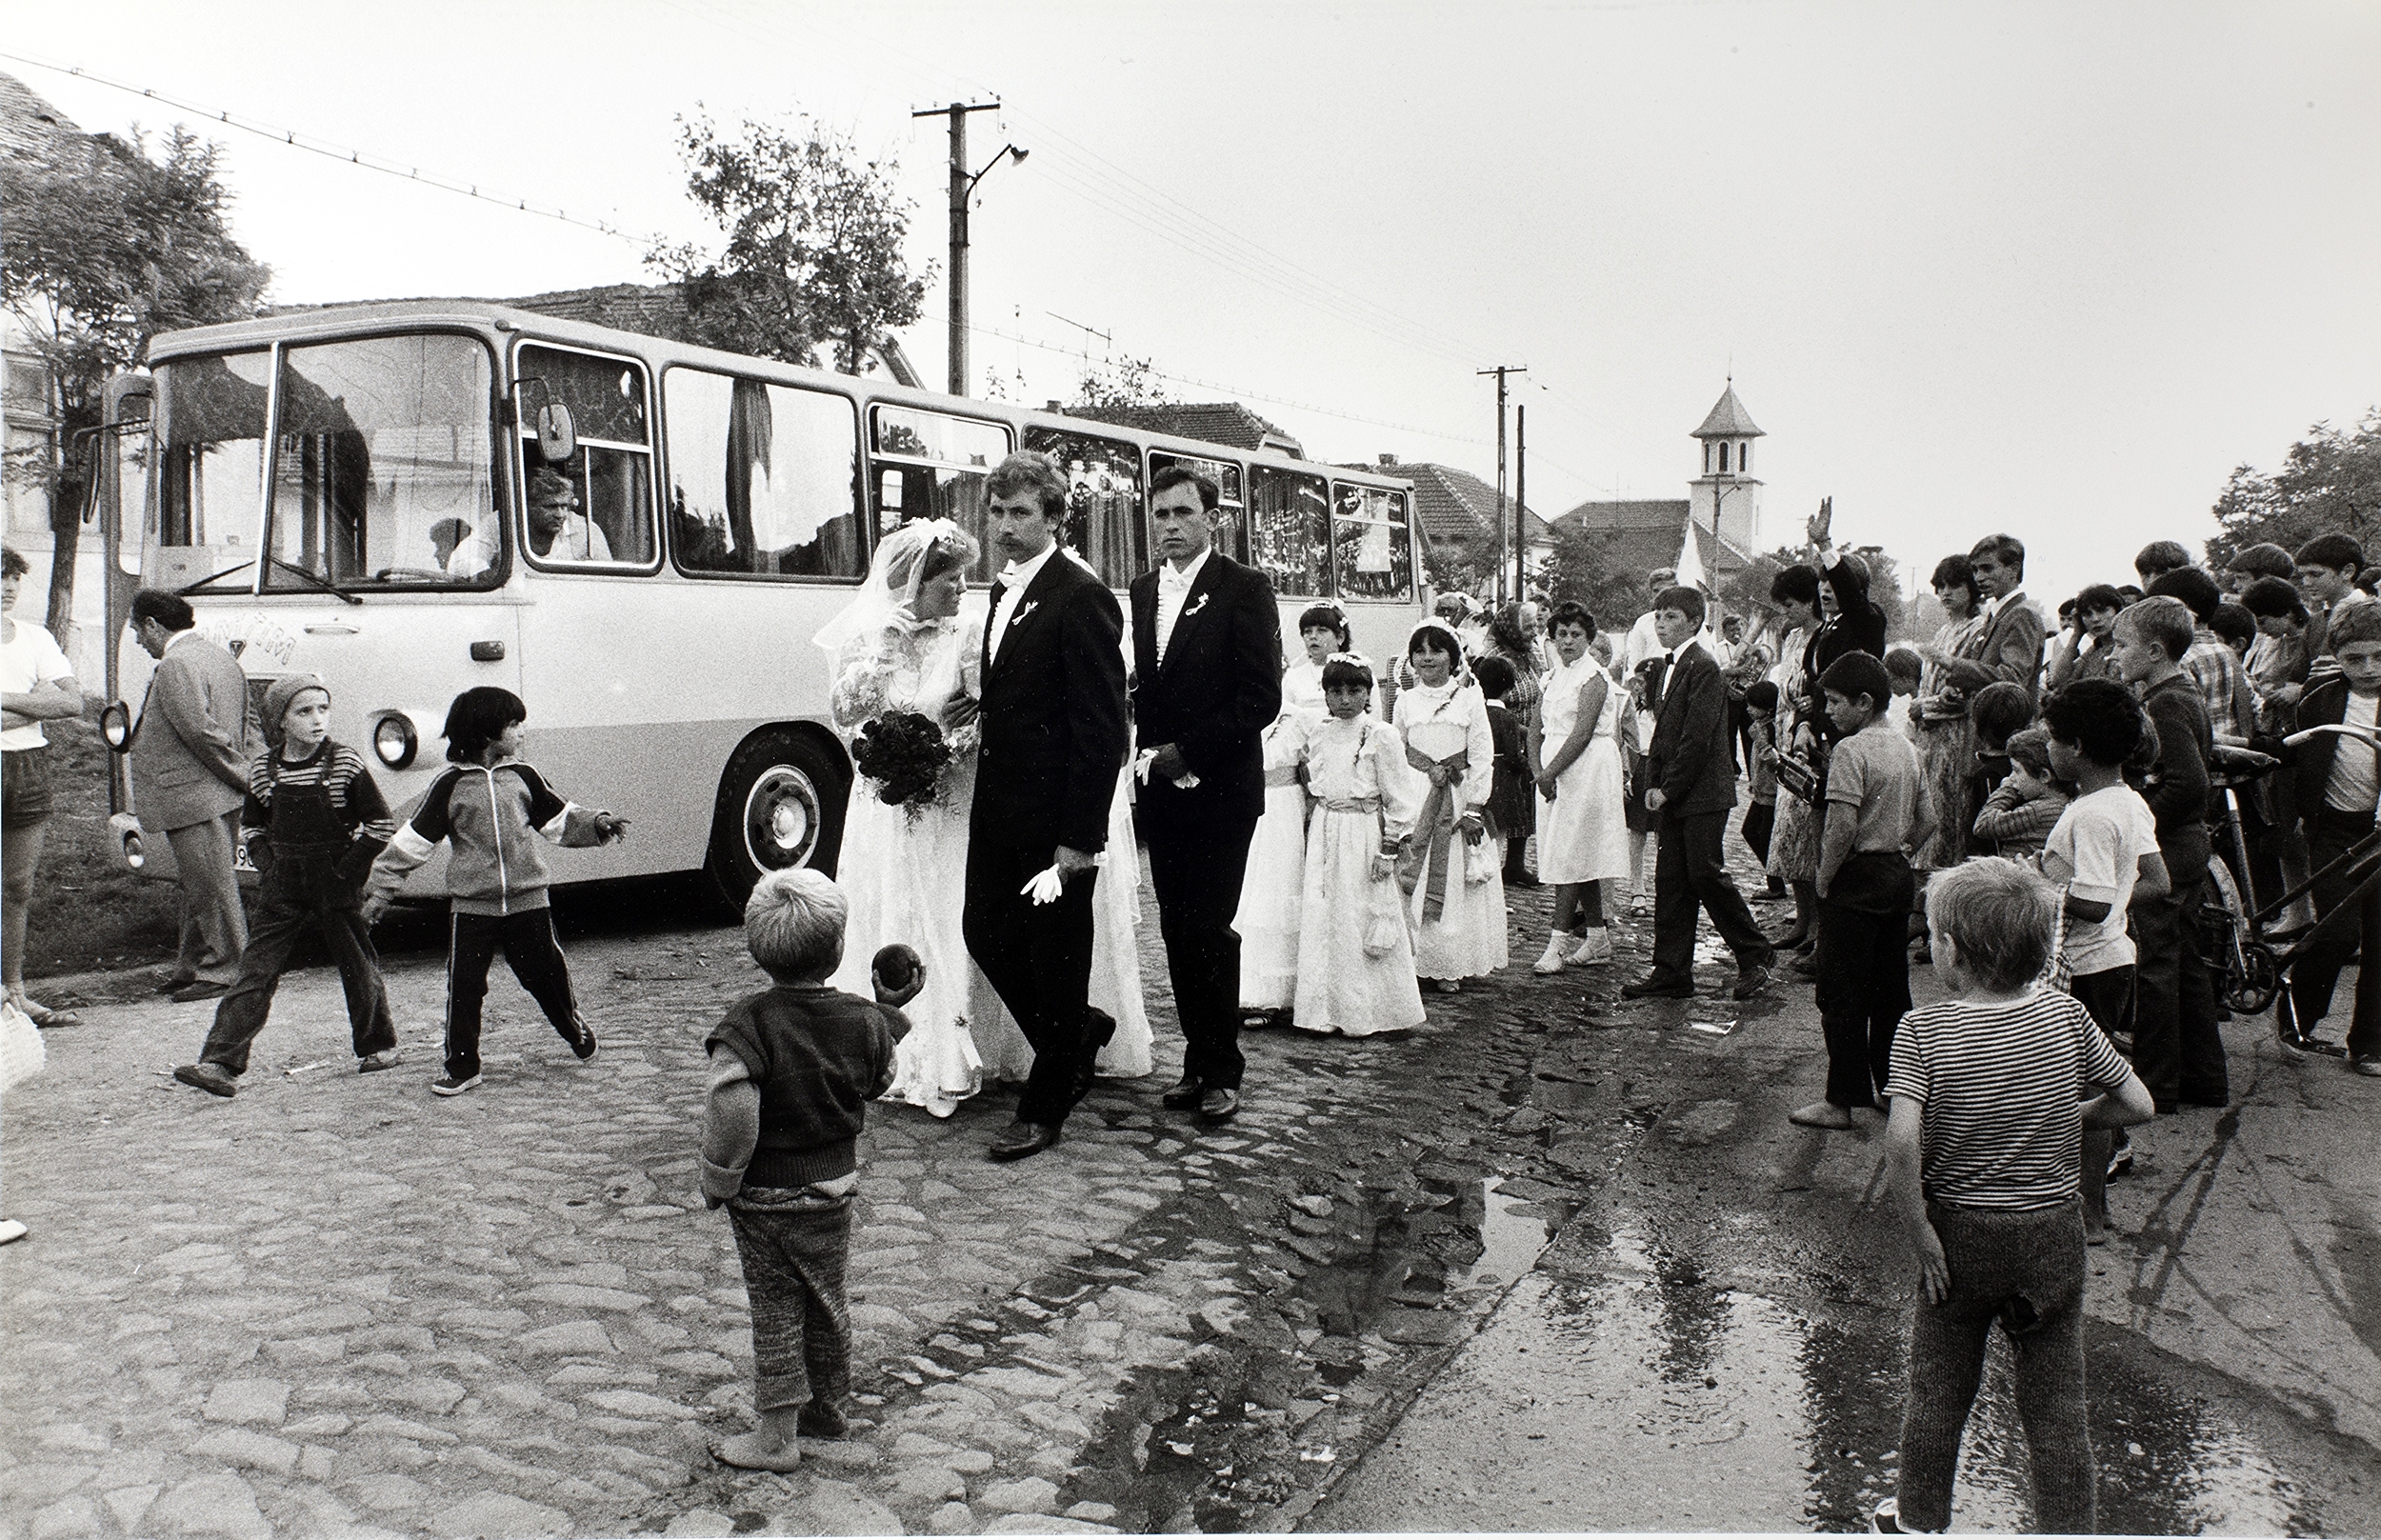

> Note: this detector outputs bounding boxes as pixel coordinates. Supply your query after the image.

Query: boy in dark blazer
[1129,465,1282,1123]
[1623,586,1775,1002]
[964,453,1130,1161]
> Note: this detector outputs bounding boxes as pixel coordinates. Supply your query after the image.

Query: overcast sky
[9,0,2376,606]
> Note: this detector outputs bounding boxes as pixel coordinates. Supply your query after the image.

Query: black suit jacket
[973,550,1130,853]
[1128,553,1282,826]
[1648,643,1739,816]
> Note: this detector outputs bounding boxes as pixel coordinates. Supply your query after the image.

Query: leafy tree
[2204,410,2381,570]
[1,126,270,636]
[1070,355,1167,412]
[1541,521,1641,632]
[649,112,930,375]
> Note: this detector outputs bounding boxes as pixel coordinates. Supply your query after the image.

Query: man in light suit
[963,452,1130,1163]
[1129,465,1281,1124]
[1622,585,1774,1003]
[130,590,257,1001]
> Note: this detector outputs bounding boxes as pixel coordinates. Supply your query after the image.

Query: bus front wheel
[706,729,849,915]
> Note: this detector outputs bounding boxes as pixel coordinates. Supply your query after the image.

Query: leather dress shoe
[1160,1075,1205,1110]
[988,1120,1063,1162]
[1731,964,1771,1000]
[170,980,230,1003]
[1619,973,1694,1000]
[1074,1008,1117,1103]
[1198,1087,1240,1123]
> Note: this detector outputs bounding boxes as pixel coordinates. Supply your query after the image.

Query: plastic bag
[0,999,47,1094]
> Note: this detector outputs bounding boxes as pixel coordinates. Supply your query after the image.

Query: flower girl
[1291,653,1426,1036]
[1236,604,1346,1015]
[1394,620,1509,992]
[1531,603,1631,971]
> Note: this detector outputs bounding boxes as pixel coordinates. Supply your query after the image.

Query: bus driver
[526,469,612,563]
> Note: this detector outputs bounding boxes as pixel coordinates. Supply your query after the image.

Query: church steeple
[1689,379,1763,548]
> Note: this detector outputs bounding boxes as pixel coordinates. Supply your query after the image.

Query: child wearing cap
[172,673,400,1097]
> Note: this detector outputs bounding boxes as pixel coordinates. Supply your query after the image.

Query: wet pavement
[4,852,2378,1536]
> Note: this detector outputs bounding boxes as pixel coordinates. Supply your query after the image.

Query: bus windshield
[156,333,502,592]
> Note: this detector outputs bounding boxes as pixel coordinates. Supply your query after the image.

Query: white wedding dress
[829,597,1151,1117]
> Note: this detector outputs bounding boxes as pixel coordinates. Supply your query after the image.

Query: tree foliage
[1540,521,1643,632]
[1070,355,1168,412]
[2204,410,2381,570]
[1,125,270,632]
[649,112,930,375]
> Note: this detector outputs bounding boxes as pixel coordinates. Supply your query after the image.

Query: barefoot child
[1877,858,2153,1535]
[363,687,628,1096]
[173,675,400,1097]
[1290,653,1427,1036]
[1394,620,1507,992]
[702,868,914,1469]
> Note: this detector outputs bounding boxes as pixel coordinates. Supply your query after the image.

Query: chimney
[1377,453,1395,466]
[1046,400,1062,412]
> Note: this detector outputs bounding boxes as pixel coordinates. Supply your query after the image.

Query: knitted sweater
[701,985,900,1194]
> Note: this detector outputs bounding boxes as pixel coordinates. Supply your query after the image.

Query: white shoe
[1532,939,1567,974]
[1570,928,1614,966]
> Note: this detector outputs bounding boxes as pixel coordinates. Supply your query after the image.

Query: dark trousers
[1897,1199,2095,1535]
[727,1190,852,1413]
[1651,807,1774,980]
[2069,965,2136,1040]
[201,853,395,1076]
[1143,797,1258,1090]
[2289,808,2381,1058]
[2130,872,2229,1108]
[1740,799,1776,866]
[964,840,1098,1127]
[1814,853,1915,1110]
[443,908,586,1080]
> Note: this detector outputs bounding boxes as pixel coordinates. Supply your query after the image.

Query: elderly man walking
[130,590,258,1002]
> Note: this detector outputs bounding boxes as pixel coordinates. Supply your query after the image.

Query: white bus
[91,300,1426,910]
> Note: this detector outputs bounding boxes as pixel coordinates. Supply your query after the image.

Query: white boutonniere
[1010,600,1039,626]
[1181,593,1211,619]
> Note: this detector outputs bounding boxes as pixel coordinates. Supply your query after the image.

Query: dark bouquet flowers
[851,710,952,810]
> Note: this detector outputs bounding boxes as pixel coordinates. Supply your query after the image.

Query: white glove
[1020,867,1068,905]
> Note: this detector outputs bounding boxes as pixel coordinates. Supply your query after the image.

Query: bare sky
[8,0,2376,606]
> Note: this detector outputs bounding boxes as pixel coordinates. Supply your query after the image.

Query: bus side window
[664,369,863,579]
[868,406,1010,585]
[1248,465,1328,598]
[1150,450,1247,565]
[1330,484,1414,602]
[1023,426,1143,586]
[518,344,657,571]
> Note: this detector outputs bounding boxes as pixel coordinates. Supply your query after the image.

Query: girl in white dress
[1394,620,1509,991]
[1531,602,1631,972]
[818,525,1150,1120]
[1291,653,1426,1036]
[1235,603,1344,1015]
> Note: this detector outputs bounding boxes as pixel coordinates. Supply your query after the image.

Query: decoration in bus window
[156,352,270,578]
[665,370,863,579]
[1247,466,1329,598]
[253,334,504,591]
[869,407,1009,584]
[1331,485,1413,602]
[1023,428,1144,587]
[1150,450,1247,564]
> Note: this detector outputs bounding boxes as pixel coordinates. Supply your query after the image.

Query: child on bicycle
[2277,601,2381,1077]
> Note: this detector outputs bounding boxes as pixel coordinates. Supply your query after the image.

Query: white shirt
[2043,784,2162,974]
[990,543,1059,663]
[1153,546,1211,666]
[2324,691,2381,813]
[1624,611,1663,675]
[1,616,74,751]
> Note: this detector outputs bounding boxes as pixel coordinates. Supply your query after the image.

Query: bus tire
[705,728,850,916]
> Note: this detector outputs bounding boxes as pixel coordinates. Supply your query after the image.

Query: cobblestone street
[7,853,2379,1537]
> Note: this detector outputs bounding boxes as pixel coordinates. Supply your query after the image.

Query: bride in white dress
[817,522,1150,1119]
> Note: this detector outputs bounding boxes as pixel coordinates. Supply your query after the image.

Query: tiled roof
[1555,497,1692,531]
[1551,498,1751,585]
[500,283,695,335]
[1691,385,1764,439]
[1063,402,1302,458]
[0,71,82,160]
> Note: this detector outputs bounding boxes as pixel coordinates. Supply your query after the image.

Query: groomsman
[1130,466,1281,1123]
[964,452,1130,1162]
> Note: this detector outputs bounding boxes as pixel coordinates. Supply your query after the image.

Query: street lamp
[947,134,1028,397]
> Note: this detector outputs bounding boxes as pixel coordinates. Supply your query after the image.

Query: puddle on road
[1314,1209,2351,1534]
[1458,1178,1557,1289]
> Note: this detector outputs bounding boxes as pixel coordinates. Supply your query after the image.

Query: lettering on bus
[664,370,864,580]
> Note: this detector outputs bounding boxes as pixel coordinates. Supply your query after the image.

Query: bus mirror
[101,700,135,751]
[535,402,576,465]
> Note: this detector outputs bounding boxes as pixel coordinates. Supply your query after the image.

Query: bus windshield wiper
[267,558,364,606]
[177,561,255,596]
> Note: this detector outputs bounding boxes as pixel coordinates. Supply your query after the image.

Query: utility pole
[1514,404,1527,605]
[913,100,1005,397]
[1477,365,1526,603]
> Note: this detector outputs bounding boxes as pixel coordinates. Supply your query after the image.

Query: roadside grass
[22,709,183,979]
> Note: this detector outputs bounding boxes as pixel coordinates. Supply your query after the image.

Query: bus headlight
[373,714,418,769]
[101,701,134,750]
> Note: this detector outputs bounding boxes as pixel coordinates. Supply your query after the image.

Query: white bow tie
[999,563,1023,584]
[1161,566,1194,593]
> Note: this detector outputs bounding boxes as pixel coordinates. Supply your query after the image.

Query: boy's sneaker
[2353,1054,2381,1077]
[1871,1500,1903,1533]
[357,1050,402,1074]
[430,1071,482,1097]
[567,1024,599,1061]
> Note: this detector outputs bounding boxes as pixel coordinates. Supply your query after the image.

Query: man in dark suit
[963,452,1130,1162]
[1130,465,1282,1124]
[1623,585,1774,1002]
[1940,531,2046,701]
[129,589,259,1002]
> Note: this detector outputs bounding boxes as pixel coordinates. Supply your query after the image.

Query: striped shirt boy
[240,739,397,875]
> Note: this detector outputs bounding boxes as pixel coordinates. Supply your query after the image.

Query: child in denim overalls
[173,674,399,1097]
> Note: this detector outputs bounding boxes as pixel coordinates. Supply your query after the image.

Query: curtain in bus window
[1332,486,1413,602]
[870,407,1008,585]
[1248,466,1329,598]
[665,369,862,578]
[1025,428,1143,586]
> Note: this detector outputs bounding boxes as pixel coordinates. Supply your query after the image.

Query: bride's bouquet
[851,710,952,813]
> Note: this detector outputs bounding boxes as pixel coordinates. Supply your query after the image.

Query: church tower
[1688,381,1763,550]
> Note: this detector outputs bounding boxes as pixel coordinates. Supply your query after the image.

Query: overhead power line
[0,50,657,247]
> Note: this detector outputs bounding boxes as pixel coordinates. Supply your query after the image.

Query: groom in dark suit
[965,451,1130,1162]
[1130,465,1282,1124]
[1622,585,1775,1003]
